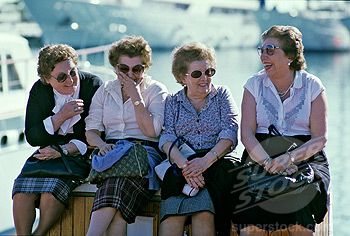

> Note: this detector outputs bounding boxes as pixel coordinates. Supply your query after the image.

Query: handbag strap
[51,144,74,174]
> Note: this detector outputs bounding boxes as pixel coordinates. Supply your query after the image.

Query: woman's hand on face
[33,146,61,160]
[185,174,205,189]
[118,72,142,100]
[60,99,84,119]
[97,143,114,156]
[264,154,291,174]
[182,157,209,178]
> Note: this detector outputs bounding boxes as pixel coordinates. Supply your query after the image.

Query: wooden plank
[84,196,94,235]
[61,197,74,236]
[47,216,61,236]
[73,197,86,236]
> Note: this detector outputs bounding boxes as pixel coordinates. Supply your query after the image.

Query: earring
[288,61,292,66]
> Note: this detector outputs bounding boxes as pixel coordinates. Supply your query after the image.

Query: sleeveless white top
[244,70,325,136]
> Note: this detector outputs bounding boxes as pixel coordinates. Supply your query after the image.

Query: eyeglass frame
[185,68,216,79]
[50,67,77,83]
[115,64,145,75]
[257,44,281,56]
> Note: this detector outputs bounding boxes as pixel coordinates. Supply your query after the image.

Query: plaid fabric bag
[86,143,149,184]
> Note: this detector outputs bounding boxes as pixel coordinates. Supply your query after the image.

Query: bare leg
[86,207,118,236]
[191,211,215,236]
[240,225,267,236]
[13,193,37,235]
[288,224,314,236]
[105,211,127,236]
[159,215,187,236]
[32,193,65,235]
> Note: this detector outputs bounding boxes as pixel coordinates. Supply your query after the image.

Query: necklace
[278,81,294,98]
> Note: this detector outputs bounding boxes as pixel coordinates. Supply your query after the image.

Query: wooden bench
[46,184,332,236]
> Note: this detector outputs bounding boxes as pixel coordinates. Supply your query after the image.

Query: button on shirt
[244,69,325,136]
[85,75,168,142]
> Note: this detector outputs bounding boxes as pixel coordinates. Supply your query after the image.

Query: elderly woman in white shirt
[12,44,102,235]
[233,25,330,236]
[85,36,168,236]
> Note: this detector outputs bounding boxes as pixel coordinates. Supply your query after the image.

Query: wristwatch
[60,144,69,155]
[133,100,142,106]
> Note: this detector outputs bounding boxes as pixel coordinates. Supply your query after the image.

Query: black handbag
[246,125,315,200]
[85,143,149,184]
[21,145,90,180]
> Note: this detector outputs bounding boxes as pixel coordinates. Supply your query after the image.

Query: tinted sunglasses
[51,68,77,83]
[257,44,281,56]
[116,64,145,75]
[186,68,216,79]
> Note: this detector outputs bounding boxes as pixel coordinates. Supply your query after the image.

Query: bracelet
[287,151,296,164]
[261,157,271,167]
[210,150,219,161]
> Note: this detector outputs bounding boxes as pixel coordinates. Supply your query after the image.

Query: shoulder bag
[246,125,314,201]
[21,145,90,180]
[155,137,199,198]
[85,143,149,184]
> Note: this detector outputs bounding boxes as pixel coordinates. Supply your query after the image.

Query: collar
[262,70,303,89]
[177,84,218,102]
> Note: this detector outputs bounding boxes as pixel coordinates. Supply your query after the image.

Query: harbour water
[1,48,349,235]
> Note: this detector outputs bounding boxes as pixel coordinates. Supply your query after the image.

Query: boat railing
[76,44,115,81]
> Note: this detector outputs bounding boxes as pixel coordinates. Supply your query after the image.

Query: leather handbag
[85,143,149,184]
[246,125,315,200]
[156,137,201,199]
[155,137,199,197]
[21,145,90,180]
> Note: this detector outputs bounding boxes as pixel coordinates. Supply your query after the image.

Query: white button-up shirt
[85,75,168,142]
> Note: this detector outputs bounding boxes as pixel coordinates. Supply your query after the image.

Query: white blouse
[85,75,168,142]
[244,70,325,136]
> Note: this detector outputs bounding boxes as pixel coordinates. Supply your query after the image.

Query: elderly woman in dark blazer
[12,44,102,235]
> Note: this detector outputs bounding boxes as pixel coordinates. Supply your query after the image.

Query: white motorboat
[0,32,37,148]
[23,0,261,49]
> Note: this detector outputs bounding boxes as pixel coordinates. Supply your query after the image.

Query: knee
[192,211,214,222]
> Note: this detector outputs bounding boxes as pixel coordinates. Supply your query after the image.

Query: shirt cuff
[159,134,178,152]
[43,116,54,135]
[218,129,238,147]
[70,139,88,155]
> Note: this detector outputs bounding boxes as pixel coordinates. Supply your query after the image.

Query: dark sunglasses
[257,44,281,56]
[186,68,216,79]
[116,64,145,75]
[51,68,77,83]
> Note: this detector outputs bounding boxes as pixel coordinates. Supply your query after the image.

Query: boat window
[6,54,23,91]
[210,7,249,15]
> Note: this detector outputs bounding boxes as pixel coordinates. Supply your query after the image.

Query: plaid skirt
[12,176,79,207]
[92,177,152,224]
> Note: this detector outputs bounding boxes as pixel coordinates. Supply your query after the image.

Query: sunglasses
[51,68,77,83]
[257,44,281,56]
[186,68,216,79]
[116,64,145,75]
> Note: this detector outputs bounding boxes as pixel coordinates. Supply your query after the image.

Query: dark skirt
[232,134,330,232]
[160,188,215,222]
[92,177,152,224]
[12,176,79,207]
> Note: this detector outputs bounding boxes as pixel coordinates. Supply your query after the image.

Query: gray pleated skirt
[160,188,215,222]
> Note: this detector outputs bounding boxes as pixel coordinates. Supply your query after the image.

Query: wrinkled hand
[118,72,142,101]
[97,143,114,156]
[182,157,209,178]
[185,174,205,189]
[33,146,61,160]
[264,153,291,174]
[60,99,84,119]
